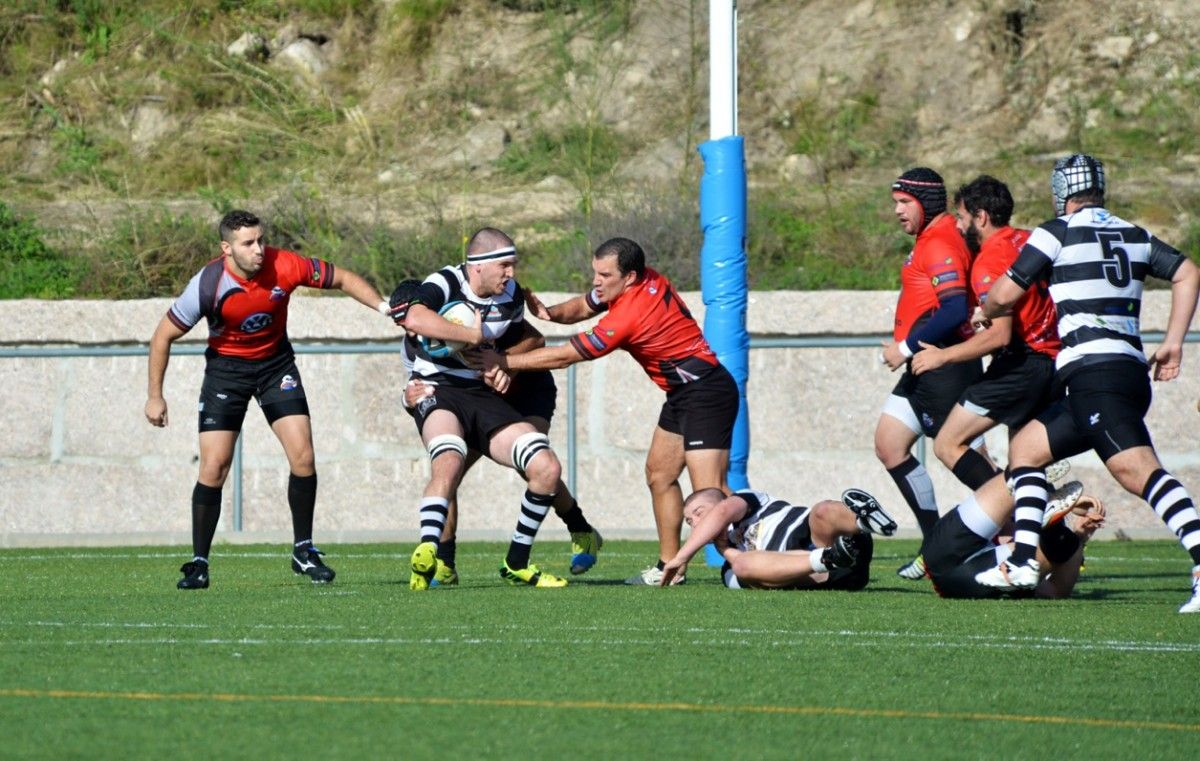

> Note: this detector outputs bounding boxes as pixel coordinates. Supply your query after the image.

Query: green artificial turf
[1,540,1198,759]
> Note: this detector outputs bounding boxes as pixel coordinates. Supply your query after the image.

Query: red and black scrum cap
[892,167,947,230]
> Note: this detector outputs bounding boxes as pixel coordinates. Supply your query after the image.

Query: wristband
[376,300,390,315]
[899,340,915,358]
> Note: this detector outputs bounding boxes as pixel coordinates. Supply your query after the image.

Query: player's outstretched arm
[331,267,389,315]
[661,495,748,586]
[525,291,599,325]
[482,342,583,373]
[1151,257,1200,382]
[145,315,187,427]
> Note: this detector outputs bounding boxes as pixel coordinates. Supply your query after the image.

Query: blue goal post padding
[699,135,750,566]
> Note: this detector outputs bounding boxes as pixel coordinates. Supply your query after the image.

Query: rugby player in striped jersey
[969,155,1200,613]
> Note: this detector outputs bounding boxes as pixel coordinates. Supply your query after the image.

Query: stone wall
[0,292,1195,547]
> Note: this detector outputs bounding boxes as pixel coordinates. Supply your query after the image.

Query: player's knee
[511,431,554,481]
[873,435,906,466]
[198,459,232,486]
[288,448,316,475]
[427,434,468,463]
[932,436,960,468]
[644,461,679,491]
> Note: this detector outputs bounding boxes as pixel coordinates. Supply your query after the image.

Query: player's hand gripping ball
[421,301,477,358]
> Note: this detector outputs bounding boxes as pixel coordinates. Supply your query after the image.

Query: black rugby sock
[887,456,939,538]
[191,482,223,560]
[951,448,1001,490]
[556,499,593,533]
[288,472,318,545]
[436,538,457,569]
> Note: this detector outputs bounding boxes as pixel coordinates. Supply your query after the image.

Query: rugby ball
[420,301,476,358]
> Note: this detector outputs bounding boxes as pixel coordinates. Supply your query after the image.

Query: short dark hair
[593,237,645,278]
[954,175,1014,227]
[466,226,513,256]
[219,210,261,242]
[684,487,726,510]
[1067,189,1105,209]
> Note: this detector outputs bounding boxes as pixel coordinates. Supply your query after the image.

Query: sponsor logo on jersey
[240,312,273,333]
[930,270,958,286]
[280,374,299,391]
[1089,412,1101,426]
[269,286,287,302]
[648,286,658,295]
[203,417,216,425]
[982,275,991,283]
[921,412,935,431]
[216,393,228,400]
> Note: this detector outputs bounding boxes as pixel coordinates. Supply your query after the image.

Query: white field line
[0,551,654,561]
[0,551,1184,563]
[2,621,1196,654]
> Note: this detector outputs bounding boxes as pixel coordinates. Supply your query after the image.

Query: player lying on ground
[659,487,898,590]
[924,475,1104,599]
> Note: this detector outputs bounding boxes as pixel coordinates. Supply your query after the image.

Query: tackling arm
[330,267,388,312]
[489,342,584,372]
[525,291,600,324]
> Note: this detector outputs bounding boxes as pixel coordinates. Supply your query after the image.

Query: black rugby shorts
[1039,359,1153,463]
[657,364,738,450]
[198,349,309,432]
[958,350,1057,428]
[408,384,528,453]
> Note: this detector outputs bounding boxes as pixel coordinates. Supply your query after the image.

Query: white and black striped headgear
[1051,154,1105,216]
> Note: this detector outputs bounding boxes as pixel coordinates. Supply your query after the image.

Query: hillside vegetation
[1,0,1199,298]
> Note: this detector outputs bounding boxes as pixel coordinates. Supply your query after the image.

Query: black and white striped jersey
[1007,207,1187,377]
[404,264,527,387]
[726,490,813,552]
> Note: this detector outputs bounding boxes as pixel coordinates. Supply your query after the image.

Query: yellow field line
[1,688,1197,733]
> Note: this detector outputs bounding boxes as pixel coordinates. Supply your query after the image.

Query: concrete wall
[0,292,1195,547]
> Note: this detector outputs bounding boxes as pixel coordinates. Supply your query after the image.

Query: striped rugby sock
[506,489,555,569]
[1144,469,1200,565]
[1008,466,1047,565]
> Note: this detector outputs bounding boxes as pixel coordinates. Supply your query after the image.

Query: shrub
[0,202,80,298]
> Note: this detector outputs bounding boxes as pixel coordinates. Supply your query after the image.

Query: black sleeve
[1007,220,1064,289]
[1148,236,1187,282]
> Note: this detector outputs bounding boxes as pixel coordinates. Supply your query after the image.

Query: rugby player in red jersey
[912,175,1063,491]
[478,237,739,585]
[876,167,988,581]
[145,210,391,590]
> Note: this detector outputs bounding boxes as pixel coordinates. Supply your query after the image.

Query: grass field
[2,539,1198,759]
